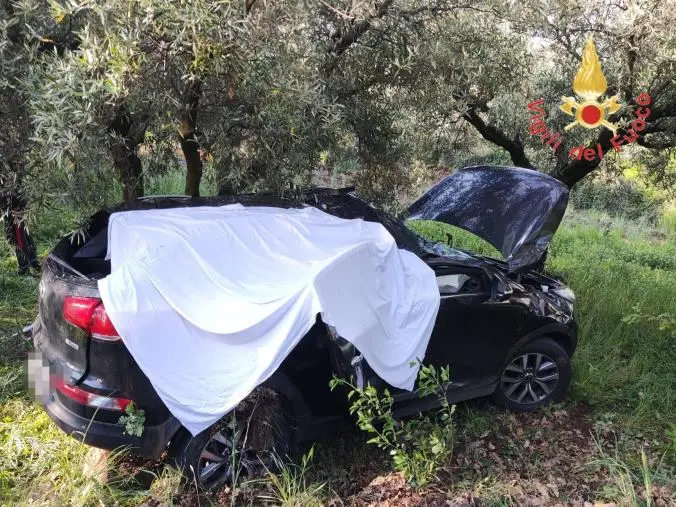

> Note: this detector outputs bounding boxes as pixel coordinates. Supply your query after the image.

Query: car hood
[407,166,569,272]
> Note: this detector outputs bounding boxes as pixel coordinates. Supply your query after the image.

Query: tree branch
[329,0,394,59]
[463,107,534,168]
[553,129,614,187]
[637,135,676,150]
[555,80,676,187]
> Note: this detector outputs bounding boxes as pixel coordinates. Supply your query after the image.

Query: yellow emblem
[560,38,621,133]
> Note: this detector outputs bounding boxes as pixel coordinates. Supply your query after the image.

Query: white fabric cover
[98,205,440,435]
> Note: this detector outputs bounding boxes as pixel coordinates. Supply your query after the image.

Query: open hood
[407,166,569,272]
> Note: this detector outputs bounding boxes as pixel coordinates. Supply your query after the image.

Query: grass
[0,190,674,504]
[409,208,676,433]
[258,449,327,506]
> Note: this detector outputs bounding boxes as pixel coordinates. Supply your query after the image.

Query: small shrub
[146,465,184,506]
[588,438,675,506]
[118,402,145,437]
[660,205,676,238]
[570,178,664,223]
[330,363,455,488]
[623,305,676,338]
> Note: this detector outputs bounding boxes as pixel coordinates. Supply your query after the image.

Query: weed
[589,437,674,506]
[330,363,455,488]
[118,401,146,437]
[455,402,499,439]
[623,304,676,337]
[259,447,326,507]
[145,465,184,505]
[660,204,676,238]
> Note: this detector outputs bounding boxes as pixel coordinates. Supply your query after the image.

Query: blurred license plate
[27,351,51,403]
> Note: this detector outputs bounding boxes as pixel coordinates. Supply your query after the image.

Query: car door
[424,265,530,385]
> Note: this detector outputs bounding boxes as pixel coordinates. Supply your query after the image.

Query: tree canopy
[1,0,675,212]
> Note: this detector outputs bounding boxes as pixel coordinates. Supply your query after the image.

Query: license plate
[27,351,51,403]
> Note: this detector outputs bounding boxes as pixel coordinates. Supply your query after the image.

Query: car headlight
[553,286,575,303]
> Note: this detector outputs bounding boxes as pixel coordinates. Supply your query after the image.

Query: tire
[167,387,291,491]
[491,337,571,412]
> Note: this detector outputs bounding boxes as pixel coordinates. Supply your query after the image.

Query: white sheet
[98,205,440,435]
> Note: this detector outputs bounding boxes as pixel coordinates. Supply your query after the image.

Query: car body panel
[31,182,576,457]
[407,166,570,272]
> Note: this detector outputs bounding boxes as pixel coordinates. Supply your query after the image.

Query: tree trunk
[109,109,146,204]
[552,129,614,188]
[181,137,202,197]
[111,144,144,204]
[180,80,203,197]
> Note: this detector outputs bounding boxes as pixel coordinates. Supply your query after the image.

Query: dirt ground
[132,401,673,506]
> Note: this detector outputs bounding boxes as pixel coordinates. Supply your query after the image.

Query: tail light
[63,296,121,342]
[52,376,131,411]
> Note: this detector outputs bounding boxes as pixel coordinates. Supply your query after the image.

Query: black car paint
[31,185,576,458]
[408,166,570,272]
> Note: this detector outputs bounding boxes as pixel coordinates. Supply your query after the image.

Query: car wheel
[492,337,571,412]
[167,387,291,490]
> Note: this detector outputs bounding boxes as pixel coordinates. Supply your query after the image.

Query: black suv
[28,166,576,489]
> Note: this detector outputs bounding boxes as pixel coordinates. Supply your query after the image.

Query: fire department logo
[560,38,621,133]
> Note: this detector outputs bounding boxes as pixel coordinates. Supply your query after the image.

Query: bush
[329,364,455,488]
[661,205,676,239]
[570,178,665,223]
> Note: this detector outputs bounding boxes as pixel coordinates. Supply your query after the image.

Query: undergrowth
[330,363,455,488]
[0,201,673,504]
[408,213,676,436]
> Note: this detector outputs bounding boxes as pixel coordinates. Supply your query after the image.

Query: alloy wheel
[500,352,560,405]
[197,428,258,490]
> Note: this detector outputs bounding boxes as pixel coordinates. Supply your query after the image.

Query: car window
[436,274,471,294]
[407,220,502,259]
[436,271,485,295]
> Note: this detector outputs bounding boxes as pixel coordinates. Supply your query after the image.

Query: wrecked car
[27,166,576,489]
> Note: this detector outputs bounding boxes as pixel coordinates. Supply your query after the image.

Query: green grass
[408,210,676,438]
[548,224,675,427]
[661,204,676,239]
[0,193,674,504]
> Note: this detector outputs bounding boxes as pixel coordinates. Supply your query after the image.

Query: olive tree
[453,0,676,187]
[6,0,676,214]
[24,0,344,204]
[308,0,675,191]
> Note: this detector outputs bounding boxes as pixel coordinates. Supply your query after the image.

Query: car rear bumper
[42,388,181,458]
[27,322,181,458]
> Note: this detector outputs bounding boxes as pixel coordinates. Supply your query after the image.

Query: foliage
[145,465,184,506]
[570,177,665,223]
[118,401,145,437]
[259,447,326,507]
[410,213,676,430]
[330,363,455,488]
[661,204,676,239]
[589,439,672,507]
[2,0,676,219]
[623,305,676,339]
